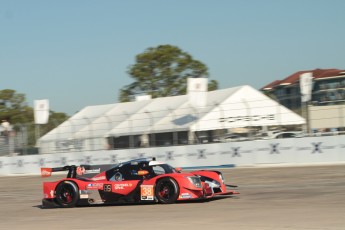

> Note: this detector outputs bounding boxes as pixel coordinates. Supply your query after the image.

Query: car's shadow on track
[177,195,238,203]
[34,195,238,209]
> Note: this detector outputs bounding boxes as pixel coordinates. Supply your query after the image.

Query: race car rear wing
[41,165,91,178]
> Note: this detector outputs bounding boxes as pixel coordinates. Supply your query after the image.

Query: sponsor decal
[85,156,92,164]
[110,154,117,163]
[50,190,54,198]
[86,183,104,190]
[39,158,45,167]
[80,194,89,199]
[61,157,67,165]
[92,176,106,181]
[232,147,241,157]
[187,149,207,159]
[269,144,293,154]
[179,193,192,199]
[197,149,207,159]
[311,142,334,153]
[270,143,280,154]
[76,166,86,175]
[17,159,23,168]
[188,149,216,159]
[41,168,52,177]
[114,183,133,190]
[312,142,322,153]
[79,194,89,199]
[84,168,101,174]
[166,151,174,161]
[160,152,183,159]
[140,185,154,200]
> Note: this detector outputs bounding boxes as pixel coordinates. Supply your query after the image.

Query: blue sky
[1,0,344,115]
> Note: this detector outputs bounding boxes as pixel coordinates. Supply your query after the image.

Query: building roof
[261,68,345,90]
[261,80,282,90]
[313,69,345,79]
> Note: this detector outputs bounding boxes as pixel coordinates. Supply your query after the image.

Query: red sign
[76,166,85,175]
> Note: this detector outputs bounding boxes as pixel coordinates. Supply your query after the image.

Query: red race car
[41,158,239,208]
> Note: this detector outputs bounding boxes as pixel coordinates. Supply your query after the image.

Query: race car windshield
[151,164,176,174]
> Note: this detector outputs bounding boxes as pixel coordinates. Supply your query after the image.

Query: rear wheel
[155,178,179,204]
[55,181,79,208]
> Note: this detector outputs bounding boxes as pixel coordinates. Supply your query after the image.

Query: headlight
[187,176,202,188]
[219,173,225,184]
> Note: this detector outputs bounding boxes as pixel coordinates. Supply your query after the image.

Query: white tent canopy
[38,85,305,153]
[39,104,115,142]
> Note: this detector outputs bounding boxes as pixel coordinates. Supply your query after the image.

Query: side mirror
[175,167,182,173]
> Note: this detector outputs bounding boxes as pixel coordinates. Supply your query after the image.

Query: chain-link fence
[0,123,39,156]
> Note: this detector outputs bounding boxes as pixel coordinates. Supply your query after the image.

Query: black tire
[55,181,79,208]
[155,177,179,204]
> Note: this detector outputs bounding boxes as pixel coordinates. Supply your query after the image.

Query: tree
[0,89,32,124]
[0,89,69,147]
[119,45,218,102]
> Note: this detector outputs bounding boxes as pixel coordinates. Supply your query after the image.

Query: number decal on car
[140,185,154,200]
[104,184,112,192]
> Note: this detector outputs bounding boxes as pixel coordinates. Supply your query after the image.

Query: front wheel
[155,177,179,204]
[55,181,79,208]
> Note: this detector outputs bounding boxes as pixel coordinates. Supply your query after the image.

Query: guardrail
[1,135,345,175]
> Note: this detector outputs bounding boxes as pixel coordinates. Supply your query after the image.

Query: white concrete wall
[309,104,345,129]
[1,135,345,175]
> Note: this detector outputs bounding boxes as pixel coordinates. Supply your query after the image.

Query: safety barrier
[1,135,345,175]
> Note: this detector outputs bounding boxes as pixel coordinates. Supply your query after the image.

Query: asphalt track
[0,165,344,230]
